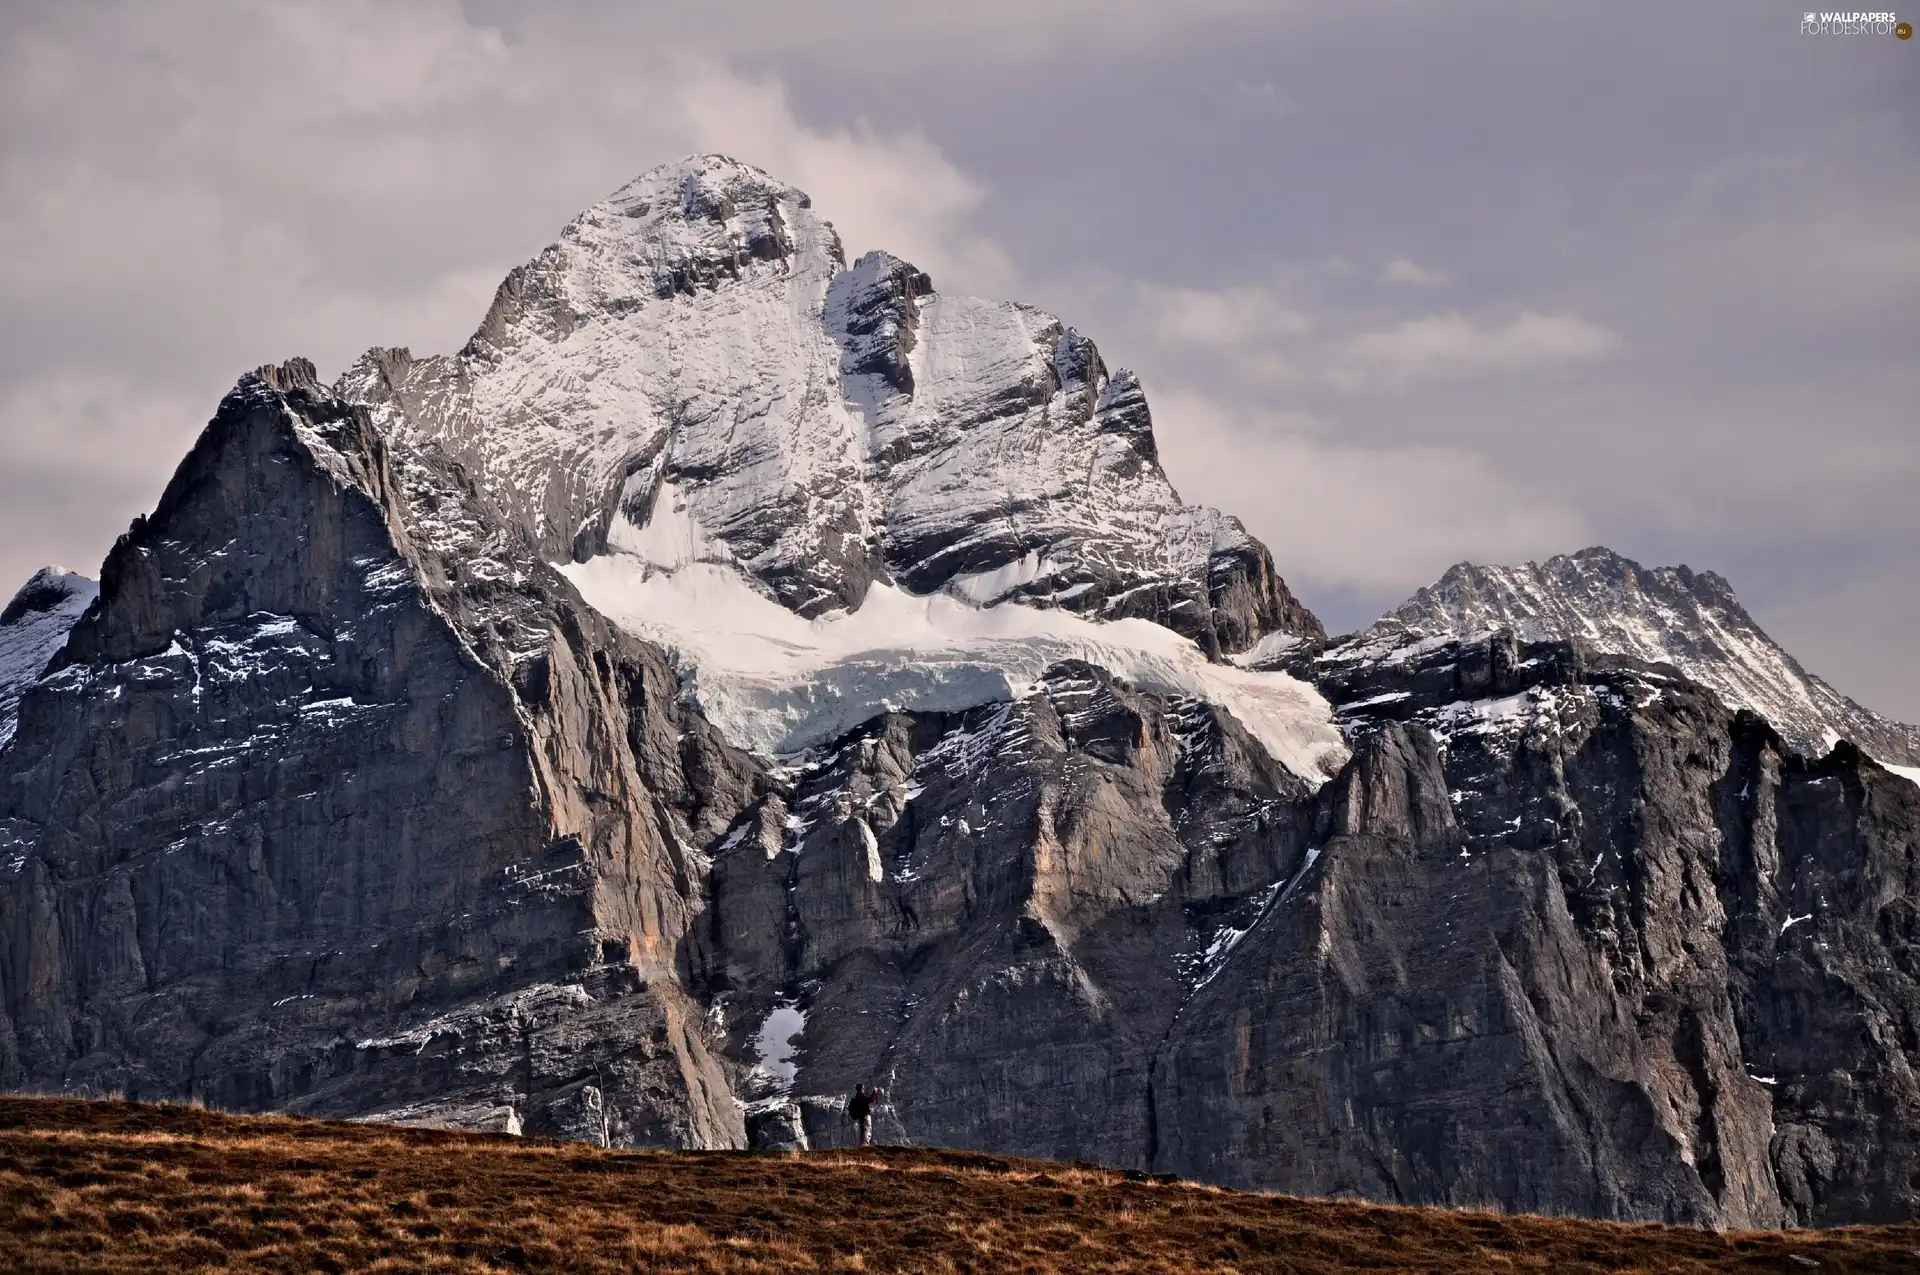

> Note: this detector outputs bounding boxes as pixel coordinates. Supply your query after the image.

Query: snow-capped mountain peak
[1350,545,1918,763]
[0,566,98,749]
[335,154,1337,773]
[339,153,1317,651]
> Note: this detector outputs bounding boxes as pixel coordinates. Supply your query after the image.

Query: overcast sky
[3,1,1916,715]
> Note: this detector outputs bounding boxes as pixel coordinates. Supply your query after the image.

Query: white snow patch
[1881,762,1920,789]
[560,553,1348,780]
[608,477,734,571]
[751,1001,808,1093]
[1340,690,1414,712]
[0,568,99,748]
[714,822,753,855]
[947,550,1053,606]
[1226,630,1303,669]
[1780,912,1813,935]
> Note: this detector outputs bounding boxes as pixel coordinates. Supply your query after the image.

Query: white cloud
[673,60,1016,296]
[0,0,1020,592]
[1150,390,1589,592]
[1338,310,1619,388]
[1380,258,1447,286]
[585,0,1294,64]
[1141,284,1313,348]
[0,374,207,580]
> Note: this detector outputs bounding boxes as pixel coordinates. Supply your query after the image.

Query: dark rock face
[1153,631,1920,1226]
[677,628,1920,1228]
[5,392,1918,1227]
[0,363,760,1147]
[700,660,1320,1164]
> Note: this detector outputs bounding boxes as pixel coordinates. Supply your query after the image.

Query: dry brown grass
[0,1097,1916,1273]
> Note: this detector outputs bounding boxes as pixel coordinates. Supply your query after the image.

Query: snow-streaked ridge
[338,153,1320,656]
[0,567,98,749]
[1356,546,1920,765]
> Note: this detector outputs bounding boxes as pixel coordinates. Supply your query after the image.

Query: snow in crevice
[559,552,1347,782]
[946,549,1056,606]
[1181,847,1323,995]
[750,1000,808,1095]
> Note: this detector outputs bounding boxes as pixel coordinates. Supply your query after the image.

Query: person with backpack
[847,1083,876,1146]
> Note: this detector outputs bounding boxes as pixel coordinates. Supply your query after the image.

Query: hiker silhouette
[848,1084,877,1146]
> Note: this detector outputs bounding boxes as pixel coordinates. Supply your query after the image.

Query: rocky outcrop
[1148,630,1920,1225]
[677,628,1920,1226]
[700,660,1320,1164]
[0,361,761,1147]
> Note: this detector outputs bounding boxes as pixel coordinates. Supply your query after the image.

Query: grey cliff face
[3,156,1919,1232]
[0,362,760,1147]
[1209,631,1920,1225]
[701,659,1322,1165]
[691,626,1920,1227]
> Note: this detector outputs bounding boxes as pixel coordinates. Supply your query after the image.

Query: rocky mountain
[0,568,96,749]
[336,156,1317,659]
[1338,546,1920,765]
[2,157,1918,1229]
[0,362,765,1144]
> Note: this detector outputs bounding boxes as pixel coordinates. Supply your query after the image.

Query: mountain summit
[0,566,96,748]
[339,155,1318,653]
[1350,546,1919,764]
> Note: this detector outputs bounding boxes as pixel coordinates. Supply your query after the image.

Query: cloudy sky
[3,2,1916,714]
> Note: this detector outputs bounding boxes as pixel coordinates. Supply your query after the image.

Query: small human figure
[848,1083,875,1146]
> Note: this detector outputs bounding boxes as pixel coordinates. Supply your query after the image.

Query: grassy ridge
[0,1097,1915,1272]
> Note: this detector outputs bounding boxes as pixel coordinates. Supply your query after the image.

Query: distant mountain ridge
[1337,546,1920,765]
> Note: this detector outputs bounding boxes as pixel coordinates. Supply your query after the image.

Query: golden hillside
[1,1097,1916,1273]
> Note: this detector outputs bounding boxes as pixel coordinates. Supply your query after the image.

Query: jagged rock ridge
[1337,546,1920,765]
[0,362,758,1146]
